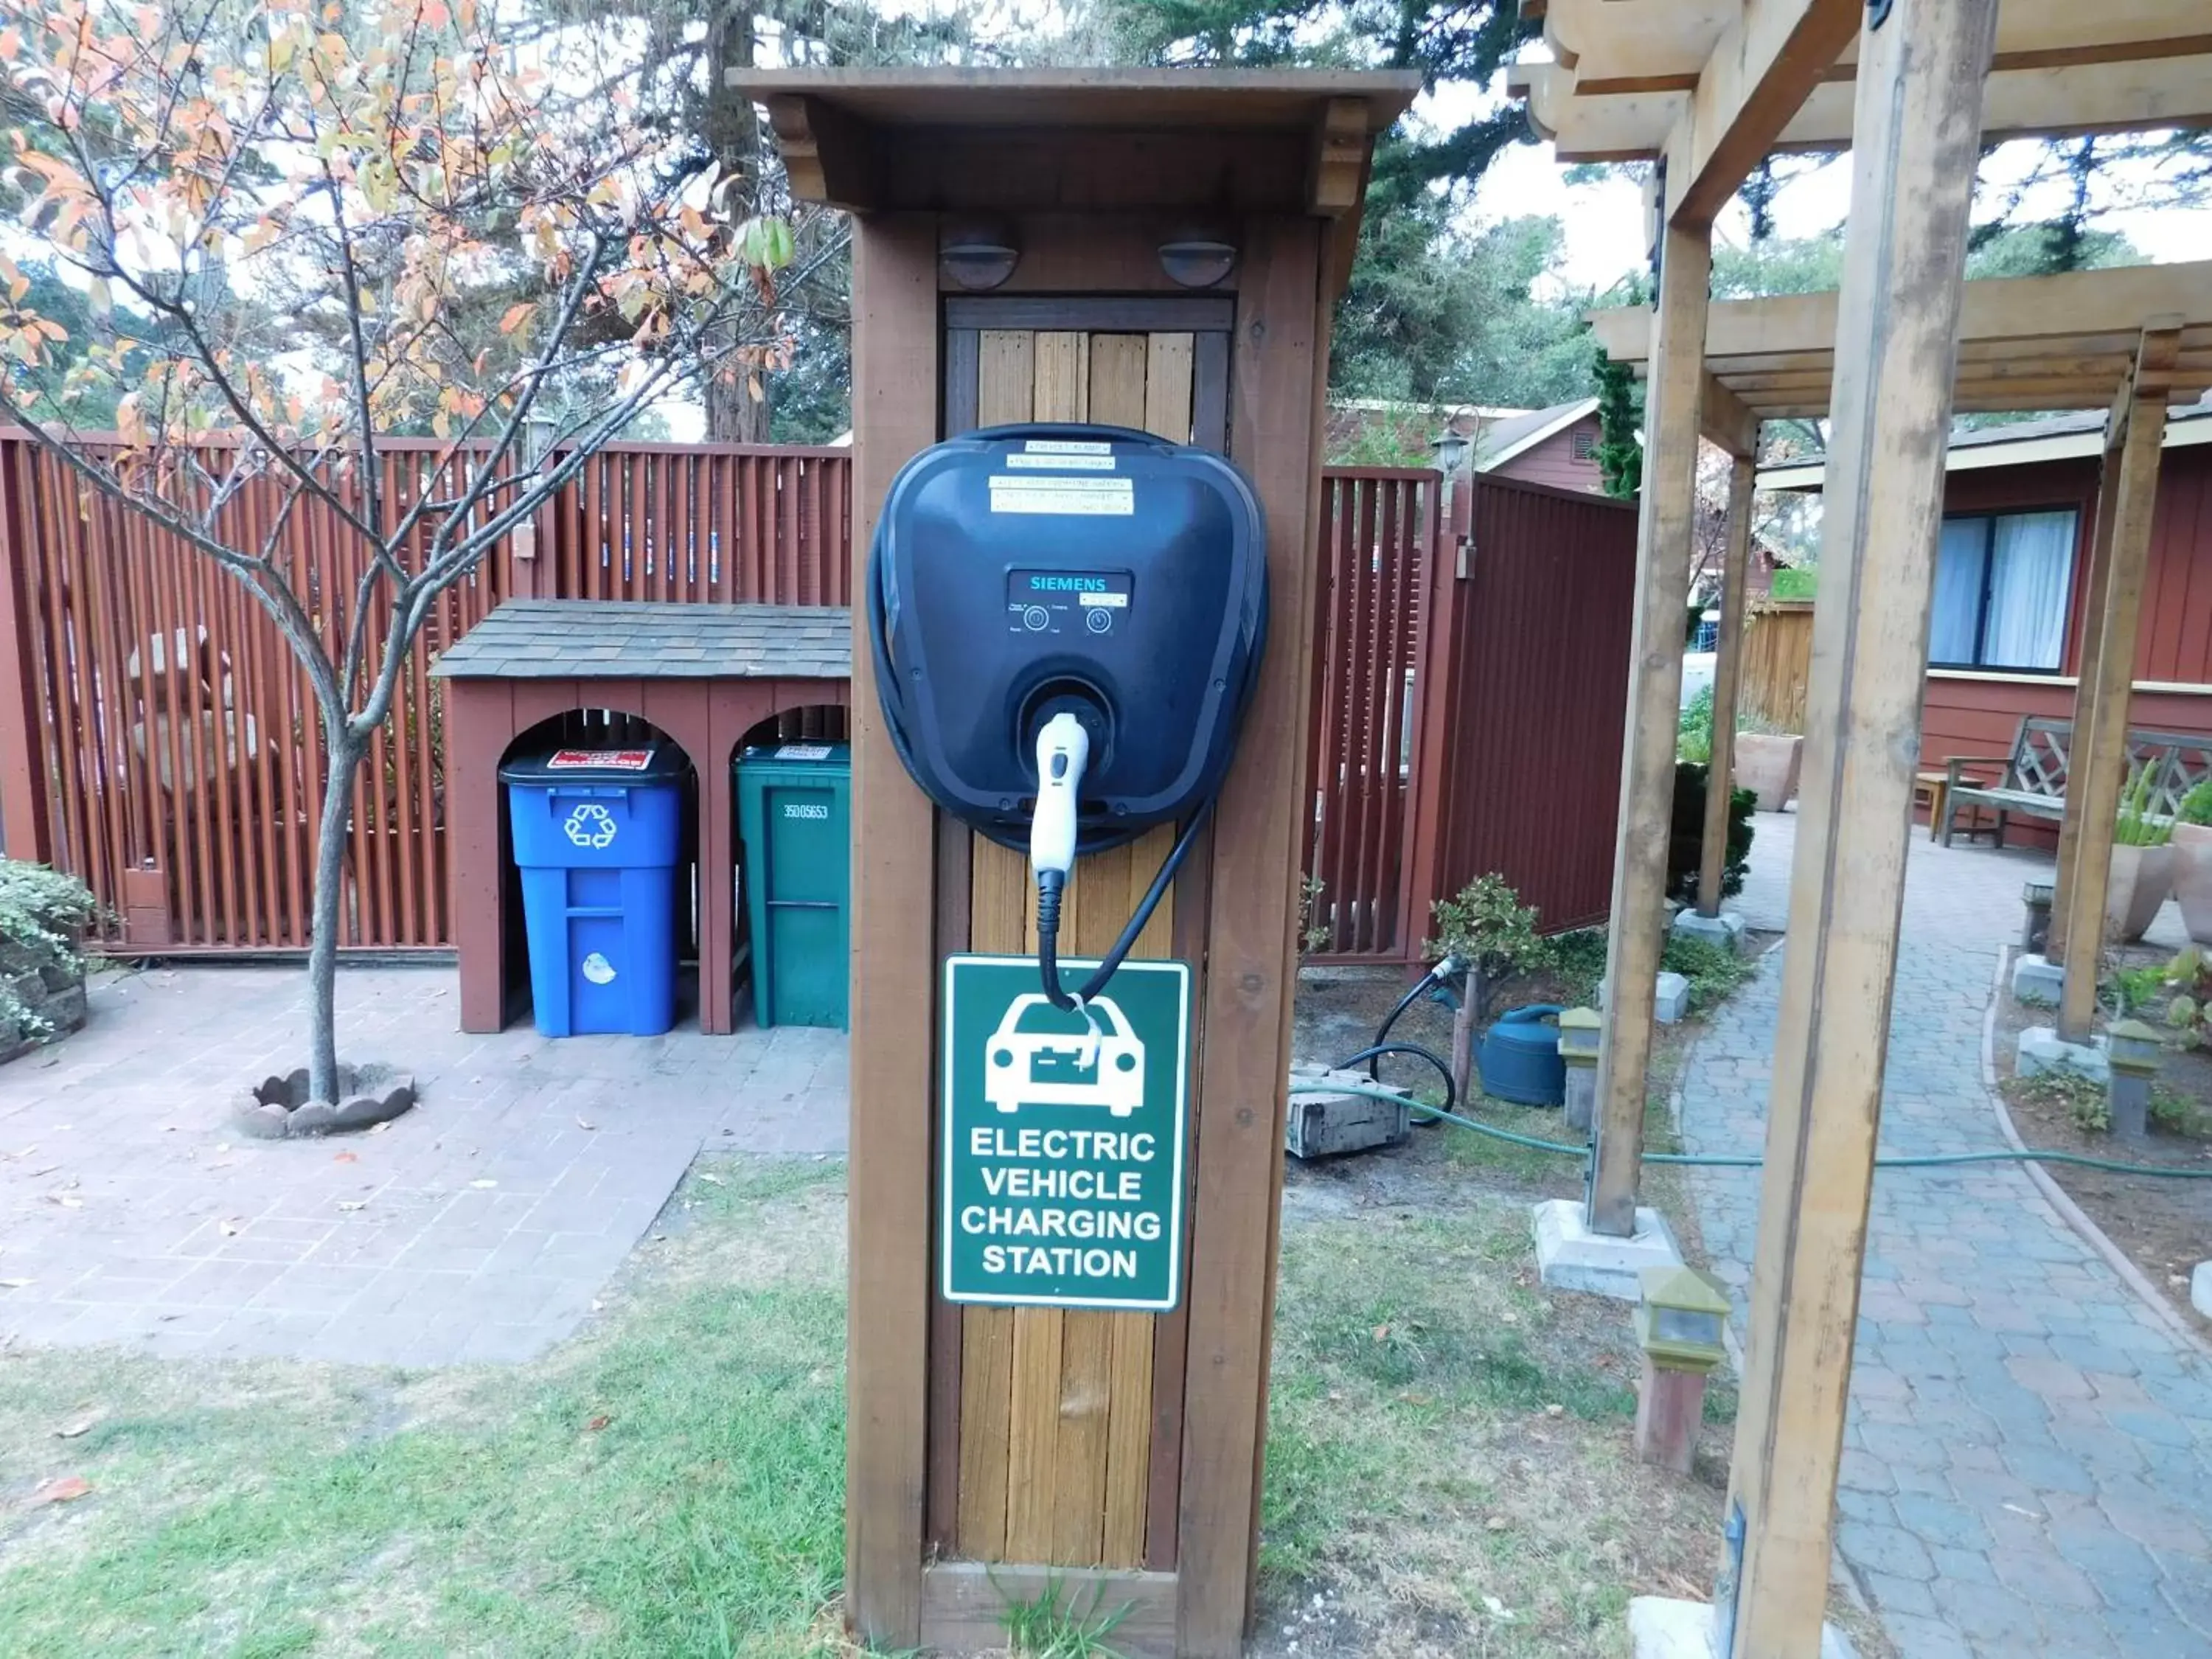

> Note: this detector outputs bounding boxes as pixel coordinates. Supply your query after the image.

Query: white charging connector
[1030,712,1091,1009]
[1029,711,1090,880]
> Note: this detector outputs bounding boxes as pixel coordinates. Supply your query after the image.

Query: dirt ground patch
[1992,948,2212,1338]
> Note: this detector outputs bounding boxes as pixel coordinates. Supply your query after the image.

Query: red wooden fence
[1304,468,1435,957]
[0,439,1632,963]
[0,435,851,953]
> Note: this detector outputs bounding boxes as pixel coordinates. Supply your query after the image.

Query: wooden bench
[1941,715,2212,848]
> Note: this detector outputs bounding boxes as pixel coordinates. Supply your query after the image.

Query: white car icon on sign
[984,993,1145,1118]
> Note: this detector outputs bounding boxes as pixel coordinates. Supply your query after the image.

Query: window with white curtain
[1927,509,2077,672]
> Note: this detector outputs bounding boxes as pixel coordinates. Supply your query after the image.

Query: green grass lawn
[2,1135,1773,1658]
[0,1161,849,1659]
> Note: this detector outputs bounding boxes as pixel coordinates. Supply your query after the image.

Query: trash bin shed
[502,744,688,1037]
[737,742,851,1029]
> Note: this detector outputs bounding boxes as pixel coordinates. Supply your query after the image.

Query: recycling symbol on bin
[563,802,619,849]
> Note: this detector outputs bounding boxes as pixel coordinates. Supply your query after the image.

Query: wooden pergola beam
[1725,5,2001,1652]
[2056,324,2185,1044]
[1587,261,2212,416]
[1701,372,1763,459]
[1674,0,1862,227]
[1519,2,2212,170]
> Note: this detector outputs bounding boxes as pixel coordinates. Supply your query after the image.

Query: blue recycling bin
[501,745,687,1037]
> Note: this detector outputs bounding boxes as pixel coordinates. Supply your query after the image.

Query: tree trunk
[1450,967,1483,1104]
[307,733,366,1104]
[706,368,773,442]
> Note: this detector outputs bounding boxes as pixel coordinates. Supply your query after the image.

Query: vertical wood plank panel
[1179,214,1326,1657]
[843,215,941,1649]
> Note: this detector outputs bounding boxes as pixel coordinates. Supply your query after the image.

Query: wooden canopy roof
[1510,1,2212,225]
[1588,260,2212,426]
[728,68,1421,220]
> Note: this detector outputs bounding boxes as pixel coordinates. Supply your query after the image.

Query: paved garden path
[1682,813,2212,1658]
[0,965,845,1366]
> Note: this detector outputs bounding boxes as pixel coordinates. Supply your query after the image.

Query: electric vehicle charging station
[731,64,1417,1659]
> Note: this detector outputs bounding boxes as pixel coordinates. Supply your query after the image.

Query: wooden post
[844,212,942,1649]
[2045,420,2127,964]
[1588,219,1710,1239]
[2056,330,2180,1044]
[1697,452,1756,917]
[1722,4,2000,1655]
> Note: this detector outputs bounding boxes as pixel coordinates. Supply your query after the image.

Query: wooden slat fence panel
[0,434,852,952]
[1301,467,1436,959]
[1737,598,1814,733]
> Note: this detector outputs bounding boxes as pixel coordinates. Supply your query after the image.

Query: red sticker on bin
[546,748,652,771]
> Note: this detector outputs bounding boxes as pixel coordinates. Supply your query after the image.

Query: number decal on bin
[942,956,1189,1312]
[563,803,619,849]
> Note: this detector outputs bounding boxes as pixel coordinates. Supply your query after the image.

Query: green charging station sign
[941,955,1191,1312]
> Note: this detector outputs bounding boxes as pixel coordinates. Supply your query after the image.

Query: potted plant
[2108,765,2177,945]
[0,860,99,1066]
[2170,780,2212,945]
[1427,874,1555,1103]
[1732,714,1804,813]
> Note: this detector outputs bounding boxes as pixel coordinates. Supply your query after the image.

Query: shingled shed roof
[431,601,851,681]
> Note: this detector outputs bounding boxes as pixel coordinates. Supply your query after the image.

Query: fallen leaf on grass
[1371,1324,1391,1343]
[1486,1516,1510,1533]
[698,1172,724,1186]
[1480,1596,1515,1623]
[29,1475,90,1506]
[585,1414,611,1433]
[333,1152,358,1165]
[53,1416,97,1439]
[1544,1403,1565,1418]
[575,1115,596,1131]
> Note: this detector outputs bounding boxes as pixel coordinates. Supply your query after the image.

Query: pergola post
[2056,329,2181,1044]
[1722,4,1999,1655]
[2045,420,2128,966]
[1697,451,1756,917]
[1587,218,1710,1239]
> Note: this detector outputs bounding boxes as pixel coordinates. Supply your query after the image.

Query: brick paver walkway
[1684,813,2212,1658]
[0,965,845,1366]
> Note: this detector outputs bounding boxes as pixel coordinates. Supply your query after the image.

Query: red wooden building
[1761,400,2212,838]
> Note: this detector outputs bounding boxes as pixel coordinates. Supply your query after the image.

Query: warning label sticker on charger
[546,748,651,771]
[988,475,1134,516]
[1023,439,1113,455]
[774,744,832,761]
[1004,452,1116,471]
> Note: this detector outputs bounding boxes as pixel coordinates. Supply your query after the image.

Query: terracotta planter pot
[2107,842,2177,945]
[1733,732,1803,813]
[2171,823,2212,945]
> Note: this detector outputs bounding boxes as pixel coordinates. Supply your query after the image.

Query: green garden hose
[1299,1077,2212,1180]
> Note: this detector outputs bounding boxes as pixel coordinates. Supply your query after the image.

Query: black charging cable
[1035,797,1214,1009]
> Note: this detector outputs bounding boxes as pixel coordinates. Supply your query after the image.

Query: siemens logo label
[1028,575,1108,592]
[782,803,831,820]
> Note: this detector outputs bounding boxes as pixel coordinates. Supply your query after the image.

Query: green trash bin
[735,742,851,1029]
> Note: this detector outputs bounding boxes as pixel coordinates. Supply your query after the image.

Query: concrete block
[1532,1198,1683,1300]
[1671,908,1747,956]
[1284,1066,1411,1159]
[1601,972,1694,1023]
[2011,953,2066,1006]
[2016,1027,2110,1085]
[1629,1597,1857,1659]
[2193,1262,2212,1320]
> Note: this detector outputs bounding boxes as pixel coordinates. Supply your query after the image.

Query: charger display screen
[1006,568,1133,636]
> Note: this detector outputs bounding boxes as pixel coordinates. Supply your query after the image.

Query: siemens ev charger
[869,422,1267,1007]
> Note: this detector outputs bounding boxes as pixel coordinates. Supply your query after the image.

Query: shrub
[1428,874,1553,1026]
[1660,933,1755,1009]
[2115,762,2173,847]
[1677,685,1714,765]
[2180,779,2212,827]
[1669,762,1756,903]
[0,860,99,1042]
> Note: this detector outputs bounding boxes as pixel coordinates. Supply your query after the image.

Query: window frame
[1927,505,2079,676]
